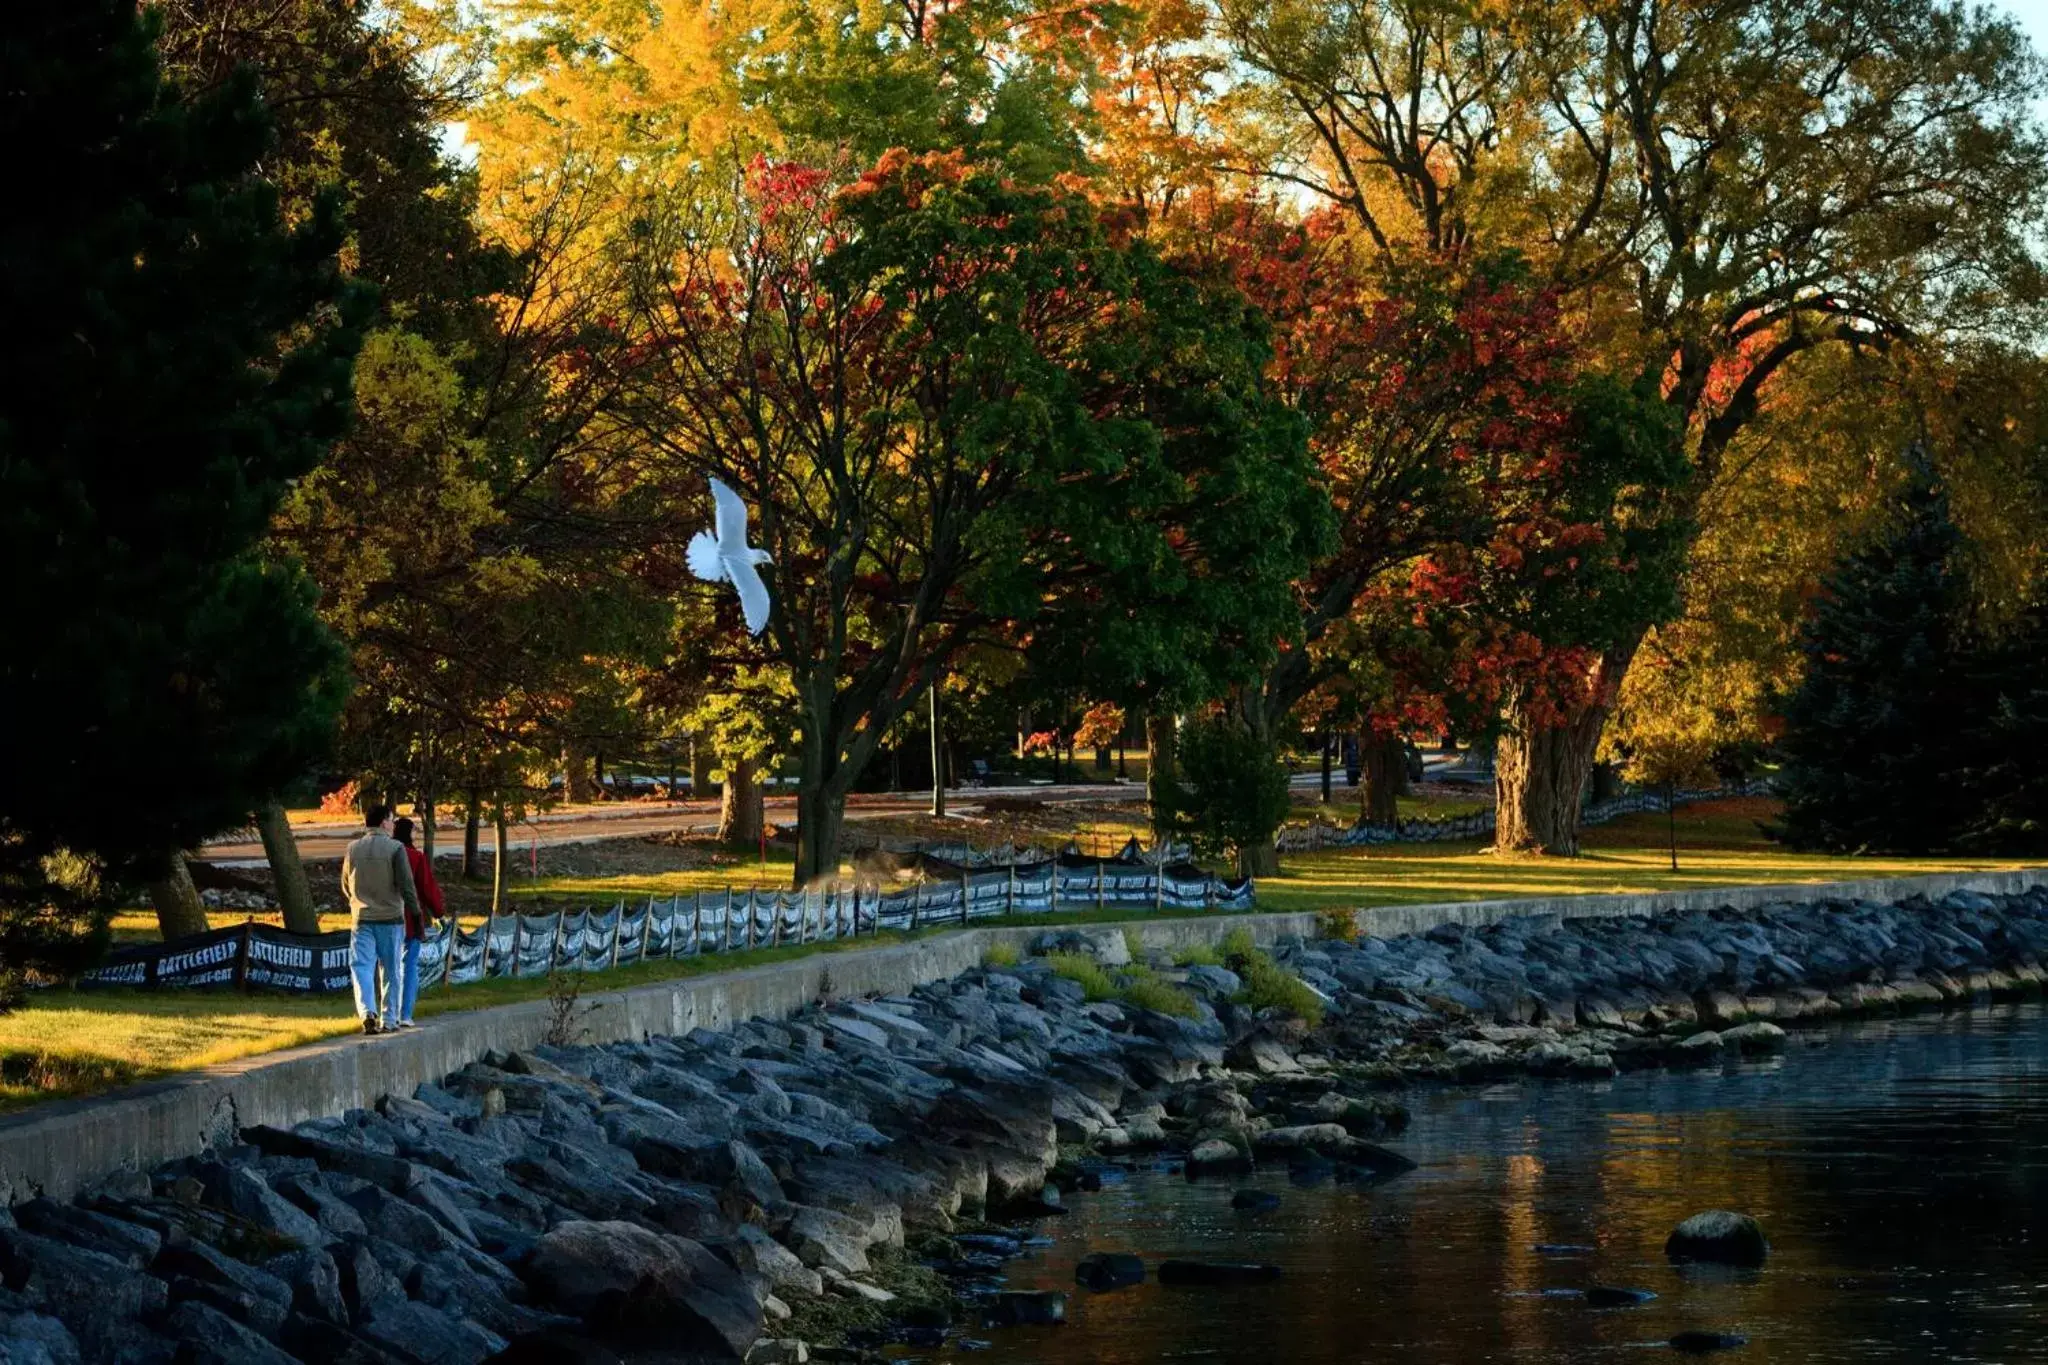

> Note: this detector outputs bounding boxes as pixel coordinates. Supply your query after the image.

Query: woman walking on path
[391,816,445,1029]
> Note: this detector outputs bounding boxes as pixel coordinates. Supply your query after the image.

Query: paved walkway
[202,783,1146,865]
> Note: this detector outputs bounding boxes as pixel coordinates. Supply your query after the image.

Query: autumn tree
[1201,233,1648,863]
[0,0,366,950]
[1215,0,2048,850]
[612,152,1321,884]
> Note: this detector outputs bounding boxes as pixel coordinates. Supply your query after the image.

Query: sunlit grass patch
[1254,804,2023,916]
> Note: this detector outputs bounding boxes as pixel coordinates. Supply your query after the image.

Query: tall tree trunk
[419,790,436,861]
[562,742,593,804]
[491,806,508,915]
[794,781,846,888]
[1145,712,1178,839]
[1319,731,1333,804]
[255,801,319,935]
[1237,702,1283,878]
[593,750,606,793]
[148,852,209,941]
[1493,662,1623,855]
[1361,734,1404,824]
[462,787,481,882]
[928,684,946,818]
[718,756,763,847]
[690,737,716,800]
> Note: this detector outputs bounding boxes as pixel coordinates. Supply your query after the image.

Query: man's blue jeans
[351,920,403,1024]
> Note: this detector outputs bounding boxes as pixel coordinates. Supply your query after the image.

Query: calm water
[932,1003,2048,1364]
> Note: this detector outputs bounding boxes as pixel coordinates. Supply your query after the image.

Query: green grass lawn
[1255,798,2029,912]
[26,796,2032,1114]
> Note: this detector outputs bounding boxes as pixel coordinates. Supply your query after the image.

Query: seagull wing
[686,530,727,583]
[709,476,751,552]
[726,553,772,636]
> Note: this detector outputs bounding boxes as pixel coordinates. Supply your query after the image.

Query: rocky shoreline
[3,884,2045,1364]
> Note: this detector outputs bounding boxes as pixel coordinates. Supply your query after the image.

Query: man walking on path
[341,803,419,1034]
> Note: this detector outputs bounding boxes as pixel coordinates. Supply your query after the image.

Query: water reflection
[932,1002,2048,1363]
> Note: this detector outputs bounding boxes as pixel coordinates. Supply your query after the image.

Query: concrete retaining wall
[5,865,2042,1205]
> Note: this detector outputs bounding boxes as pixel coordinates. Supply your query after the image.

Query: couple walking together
[340,803,448,1033]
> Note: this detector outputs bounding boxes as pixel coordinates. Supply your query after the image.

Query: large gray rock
[160,1301,299,1365]
[521,1221,760,1359]
[779,1206,870,1276]
[158,1237,293,1314]
[0,1230,168,1334]
[1183,966,1242,999]
[1665,1210,1769,1267]
[0,1311,78,1365]
[728,1225,823,1299]
[358,1298,506,1365]
[10,1200,160,1268]
[244,1128,423,1194]
[276,1173,372,1239]
[223,1166,331,1247]
[264,1248,349,1327]
[335,1240,410,1322]
[346,1186,465,1258]
[411,1250,568,1344]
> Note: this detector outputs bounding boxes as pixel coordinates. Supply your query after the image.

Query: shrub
[1175,942,1223,969]
[1219,929,1325,1027]
[1122,927,1145,963]
[982,941,1020,969]
[1314,907,1360,943]
[1119,974,1198,1019]
[1044,952,1116,1001]
[1236,953,1325,1027]
[1155,716,1292,875]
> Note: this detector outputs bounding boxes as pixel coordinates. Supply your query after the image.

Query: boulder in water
[1665,1211,1769,1267]
[1720,1021,1787,1055]
[1074,1253,1145,1291]
[985,1290,1067,1326]
[1185,1139,1252,1178]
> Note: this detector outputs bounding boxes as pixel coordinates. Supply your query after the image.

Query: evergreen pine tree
[0,1,369,978]
[1773,451,1976,853]
[1955,595,2048,854]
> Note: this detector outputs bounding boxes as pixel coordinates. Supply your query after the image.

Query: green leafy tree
[1773,454,1975,853]
[1157,714,1294,877]
[618,152,1323,884]
[0,0,367,957]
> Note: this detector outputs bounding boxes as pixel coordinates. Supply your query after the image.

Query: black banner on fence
[81,924,355,992]
[82,924,246,989]
[244,927,353,993]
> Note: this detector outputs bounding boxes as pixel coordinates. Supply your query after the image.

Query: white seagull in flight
[686,476,773,636]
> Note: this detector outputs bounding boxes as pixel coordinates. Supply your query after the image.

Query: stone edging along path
[4,865,2043,1207]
